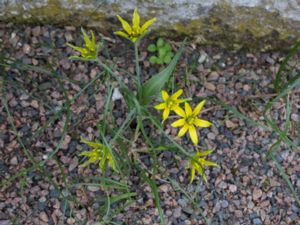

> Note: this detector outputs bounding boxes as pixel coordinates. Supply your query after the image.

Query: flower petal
[154,103,166,110]
[114,31,130,39]
[178,124,189,137]
[171,118,185,127]
[200,158,220,167]
[80,137,102,148]
[196,150,214,157]
[116,15,132,34]
[185,102,193,116]
[174,106,186,117]
[162,108,170,121]
[196,164,207,183]
[193,100,206,115]
[140,17,156,33]
[81,28,92,49]
[188,125,198,145]
[190,166,196,183]
[171,89,183,100]
[161,90,169,101]
[194,118,212,127]
[67,43,86,54]
[132,8,140,31]
[131,37,139,42]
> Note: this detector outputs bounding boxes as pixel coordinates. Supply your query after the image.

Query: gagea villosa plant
[66,7,219,224]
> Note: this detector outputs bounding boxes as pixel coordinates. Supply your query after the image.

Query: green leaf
[158,47,167,58]
[164,43,172,52]
[139,39,186,105]
[167,51,174,58]
[156,57,164,64]
[156,38,165,48]
[147,44,157,52]
[149,55,158,64]
[163,54,172,64]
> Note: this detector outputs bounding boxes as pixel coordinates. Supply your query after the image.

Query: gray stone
[252,218,262,225]
[0,1,300,50]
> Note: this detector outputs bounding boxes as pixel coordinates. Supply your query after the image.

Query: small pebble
[9,156,18,165]
[253,188,263,201]
[229,184,237,192]
[252,218,262,225]
[207,71,219,81]
[39,212,49,222]
[204,82,216,91]
[173,207,182,218]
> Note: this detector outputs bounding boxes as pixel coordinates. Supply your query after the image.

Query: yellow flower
[187,150,219,183]
[67,28,101,60]
[171,100,212,145]
[115,8,156,42]
[80,137,117,172]
[154,89,184,121]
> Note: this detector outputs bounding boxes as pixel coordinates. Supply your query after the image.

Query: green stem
[134,43,141,96]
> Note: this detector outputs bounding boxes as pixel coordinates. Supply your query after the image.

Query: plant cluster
[66,8,219,223]
[67,8,218,185]
[147,38,174,65]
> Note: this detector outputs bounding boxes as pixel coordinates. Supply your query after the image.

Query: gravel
[0,22,300,224]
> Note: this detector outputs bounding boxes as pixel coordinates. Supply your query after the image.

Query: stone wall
[1,0,300,50]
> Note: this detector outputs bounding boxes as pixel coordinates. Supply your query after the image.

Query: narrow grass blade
[141,172,166,225]
[274,40,300,91]
[168,178,211,225]
[210,97,270,131]
[269,151,300,207]
[264,72,300,114]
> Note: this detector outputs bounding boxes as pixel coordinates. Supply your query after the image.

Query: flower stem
[134,42,141,96]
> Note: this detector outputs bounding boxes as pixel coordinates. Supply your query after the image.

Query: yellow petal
[171,118,185,127]
[185,102,193,116]
[174,106,186,117]
[80,137,102,148]
[132,8,140,31]
[161,90,169,101]
[196,164,207,183]
[200,159,220,167]
[193,100,206,115]
[194,118,212,127]
[171,89,183,100]
[188,125,198,145]
[178,124,189,137]
[90,30,96,50]
[114,31,130,39]
[131,37,139,42]
[190,166,196,183]
[162,108,170,121]
[196,150,214,157]
[81,28,92,48]
[140,17,156,33]
[154,103,166,110]
[116,15,132,34]
[67,43,85,53]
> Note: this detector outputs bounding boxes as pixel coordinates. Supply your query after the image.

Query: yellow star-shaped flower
[187,150,219,183]
[115,8,156,42]
[171,100,212,145]
[154,89,184,121]
[67,28,101,61]
[80,137,117,173]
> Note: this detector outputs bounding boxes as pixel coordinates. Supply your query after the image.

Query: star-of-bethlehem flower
[80,137,117,172]
[115,8,156,42]
[187,150,219,183]
[171,100,212,145]
[67,28,101,60]
[154,89,184,121]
